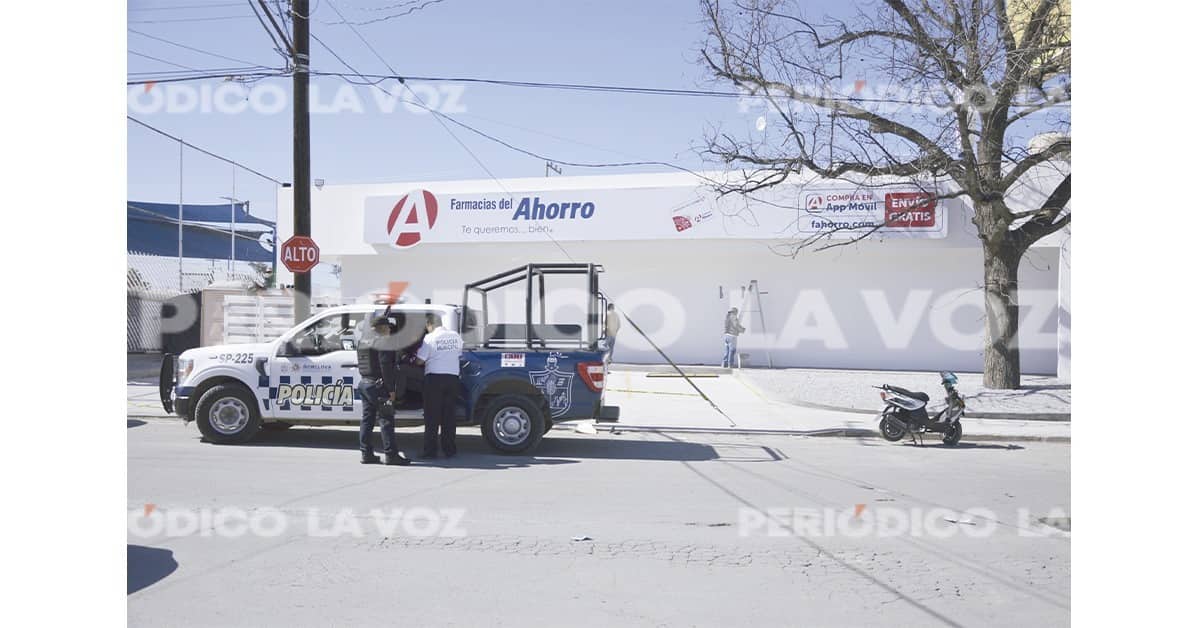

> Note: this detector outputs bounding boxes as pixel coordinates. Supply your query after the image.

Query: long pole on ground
[230,165,236,272]
[178,139,184,293]
[292,0,312,323]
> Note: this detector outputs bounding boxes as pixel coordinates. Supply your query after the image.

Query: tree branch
[1000,138,1070,190]
[1011,173,1070,248]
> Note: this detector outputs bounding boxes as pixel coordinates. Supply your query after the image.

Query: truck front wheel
[480,395,545,454]
[195,384,262,444]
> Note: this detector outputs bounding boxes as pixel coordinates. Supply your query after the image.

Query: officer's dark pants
[423,373,460,456]
[358,378,397,455]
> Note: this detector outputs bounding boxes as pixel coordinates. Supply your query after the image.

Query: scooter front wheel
[879,415,906,441]
[942,422,963,446]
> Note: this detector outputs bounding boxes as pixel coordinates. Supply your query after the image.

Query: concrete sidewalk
[735,367,1070,421]
[603,369,1069,442]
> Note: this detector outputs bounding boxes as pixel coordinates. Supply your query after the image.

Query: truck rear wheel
[195,384,262,444]
[480,394,545,454]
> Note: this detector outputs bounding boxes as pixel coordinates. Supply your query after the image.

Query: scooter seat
[884,385,929,402]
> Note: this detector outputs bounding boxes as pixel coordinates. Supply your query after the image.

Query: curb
[127,413,1069,443]
[608,363,732,376]
[603,424,1070,443]
[732,372,1071,423]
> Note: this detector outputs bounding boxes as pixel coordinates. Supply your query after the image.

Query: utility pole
[291,0,312,323]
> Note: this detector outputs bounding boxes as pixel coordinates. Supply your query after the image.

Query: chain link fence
[127,253,264,353]
[128,116,282,354]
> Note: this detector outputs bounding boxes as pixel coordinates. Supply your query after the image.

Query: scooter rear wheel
[879,415,906,441]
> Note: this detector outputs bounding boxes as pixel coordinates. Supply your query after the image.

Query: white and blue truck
[160,263,619,454]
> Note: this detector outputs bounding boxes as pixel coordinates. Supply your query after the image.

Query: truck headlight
[176,358,194,382]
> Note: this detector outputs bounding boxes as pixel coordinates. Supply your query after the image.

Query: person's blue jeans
[722,333,737,368]
[358,378,397,455]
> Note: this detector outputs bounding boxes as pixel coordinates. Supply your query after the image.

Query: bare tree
[699,0,1070,388]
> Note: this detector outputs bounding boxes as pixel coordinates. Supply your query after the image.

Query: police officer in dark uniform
[357,316,411,465]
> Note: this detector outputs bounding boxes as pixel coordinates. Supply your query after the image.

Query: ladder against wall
[736,280,773,368]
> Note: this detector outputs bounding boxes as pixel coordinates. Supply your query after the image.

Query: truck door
[270,311,366,421]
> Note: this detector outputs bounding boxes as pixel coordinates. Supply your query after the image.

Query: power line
[128,65,274,77]
[309,13,708,175]
[126,70,286,85]
[321,0,579,263]
[310,32,373,83]
[347,0,429,11]
[248,0,294,62]
[128,2,247,10]
[309,70,1071,108]
[321,0,507,186]
[321,0,444,25]
[128,28,276,68]
[129,50,202,72]
[322,0,397,74]
[127,116,285,185]
[128,14,256,24]
[316,1,714,179]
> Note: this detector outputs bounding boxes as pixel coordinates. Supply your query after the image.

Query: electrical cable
[127,116,285,184]
[126,70,287,85]
[129,28,277,69]
[129,50,203,72]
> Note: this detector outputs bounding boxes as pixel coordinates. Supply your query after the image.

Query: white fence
[222,294,345,345]
[222,296,295,344]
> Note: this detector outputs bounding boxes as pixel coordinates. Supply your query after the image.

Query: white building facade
[276,170,1070,377]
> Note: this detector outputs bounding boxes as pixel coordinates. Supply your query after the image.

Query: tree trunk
[983,245,1022,389]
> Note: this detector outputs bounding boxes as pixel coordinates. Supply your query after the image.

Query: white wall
[335,236,1061,374]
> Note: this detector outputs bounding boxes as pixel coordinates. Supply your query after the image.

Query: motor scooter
[875,372,965,446]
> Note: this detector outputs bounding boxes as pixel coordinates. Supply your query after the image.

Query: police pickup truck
[160,263,619,454]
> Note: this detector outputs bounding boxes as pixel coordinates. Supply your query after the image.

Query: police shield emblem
[529,352,574,417]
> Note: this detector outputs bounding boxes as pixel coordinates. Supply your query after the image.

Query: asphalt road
[128,419,1070,627]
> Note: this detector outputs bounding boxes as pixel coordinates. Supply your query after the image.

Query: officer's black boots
[385,452,412,466]
[361,452,382,464]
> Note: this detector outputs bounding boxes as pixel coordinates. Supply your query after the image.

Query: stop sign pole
[291,0,312,324]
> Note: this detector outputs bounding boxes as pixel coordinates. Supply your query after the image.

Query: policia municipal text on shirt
[413,314,465,459]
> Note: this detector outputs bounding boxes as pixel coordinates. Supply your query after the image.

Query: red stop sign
[280,235,320,273]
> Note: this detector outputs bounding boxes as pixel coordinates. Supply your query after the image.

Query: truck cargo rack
[461,263,606,351]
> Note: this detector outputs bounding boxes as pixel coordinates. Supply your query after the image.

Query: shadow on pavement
[128,419,146,428]
[127,544,177,595]
[240,428,721,462]
[901,442,1026,451]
